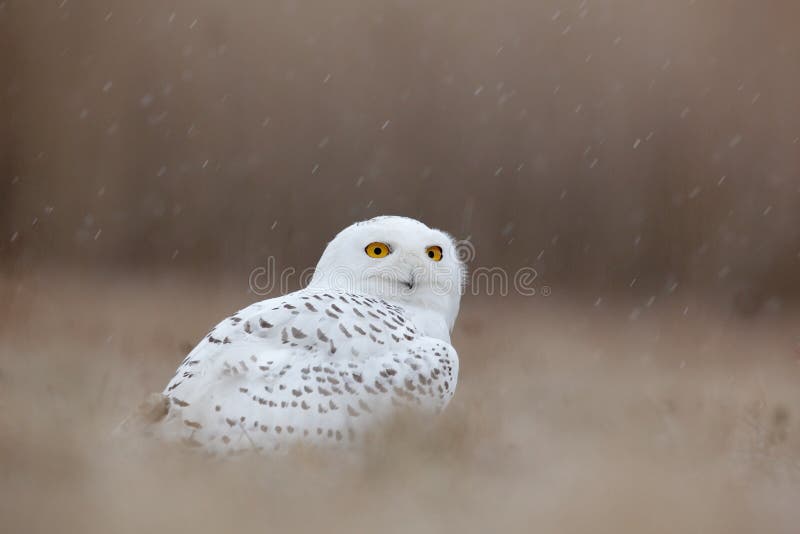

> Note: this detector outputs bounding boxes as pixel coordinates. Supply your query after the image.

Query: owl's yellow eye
[365,242,391,258]
[425,245,443,262]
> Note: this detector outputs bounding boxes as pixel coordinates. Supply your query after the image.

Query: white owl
[154,216,464,454]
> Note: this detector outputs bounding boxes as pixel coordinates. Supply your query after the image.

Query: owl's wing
[157,289,457,454]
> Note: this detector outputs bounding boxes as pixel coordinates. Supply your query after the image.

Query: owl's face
[310,216,465,330]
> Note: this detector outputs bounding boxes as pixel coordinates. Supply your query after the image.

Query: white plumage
[156,216,464,454]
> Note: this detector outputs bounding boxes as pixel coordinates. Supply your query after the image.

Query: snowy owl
[154,216,464,454]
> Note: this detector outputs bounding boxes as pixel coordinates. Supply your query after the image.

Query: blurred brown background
[2,4,800,532]
[1,0,798,308]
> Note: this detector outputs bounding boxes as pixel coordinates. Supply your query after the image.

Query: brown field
[1,273,799,534]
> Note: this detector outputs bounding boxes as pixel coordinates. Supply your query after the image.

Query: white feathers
[155,216,463,454]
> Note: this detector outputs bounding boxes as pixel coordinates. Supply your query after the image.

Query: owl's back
[156,288,458,454]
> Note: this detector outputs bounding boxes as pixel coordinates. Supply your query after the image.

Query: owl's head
[309,216,465,331]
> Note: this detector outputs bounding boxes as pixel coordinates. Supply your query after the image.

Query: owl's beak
[400,276,415,290]
[398,252,423,291]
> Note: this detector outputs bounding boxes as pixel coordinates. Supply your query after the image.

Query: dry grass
[1,272,799,533]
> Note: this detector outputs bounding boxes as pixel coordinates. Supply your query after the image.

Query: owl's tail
[112,392,170,437]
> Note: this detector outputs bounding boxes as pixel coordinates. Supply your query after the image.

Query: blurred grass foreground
[1,275,799,533]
